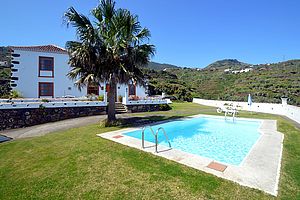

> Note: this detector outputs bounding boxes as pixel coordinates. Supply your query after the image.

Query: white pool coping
[97,114,284,196]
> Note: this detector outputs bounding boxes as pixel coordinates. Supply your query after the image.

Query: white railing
[0,101,107,109]
[0,97,90,103]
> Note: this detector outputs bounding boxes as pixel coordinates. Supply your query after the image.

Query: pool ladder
[225,110,237,122]
[142,126,171,153]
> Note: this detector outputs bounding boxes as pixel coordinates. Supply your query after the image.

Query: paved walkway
[0,115,109,139]
[0,113,164,139]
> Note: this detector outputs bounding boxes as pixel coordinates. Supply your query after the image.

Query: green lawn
[0,103,299,199]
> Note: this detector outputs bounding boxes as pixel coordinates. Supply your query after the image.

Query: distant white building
[0,61,8,66]
[240,68,253,73]
[229,68,253,74]
[9,45,148,99]
[232,70,240,74]
[224,68,231,73]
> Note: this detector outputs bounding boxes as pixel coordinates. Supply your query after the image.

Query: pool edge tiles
[97,114,284,196]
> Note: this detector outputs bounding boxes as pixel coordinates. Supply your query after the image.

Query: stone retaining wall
[0,106,106,130]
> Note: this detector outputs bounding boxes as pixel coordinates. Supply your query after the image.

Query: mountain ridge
[145,62,181,70]
[204,59,251,70]
[146,59,252,71]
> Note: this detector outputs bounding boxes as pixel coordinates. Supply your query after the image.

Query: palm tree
[64,0,155,123]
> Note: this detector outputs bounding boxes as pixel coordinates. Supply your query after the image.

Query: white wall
[285,105,300,124]
[12,49,86,98]
[193,98,300,124]
[11,49,147,98]
[98,83,147,98]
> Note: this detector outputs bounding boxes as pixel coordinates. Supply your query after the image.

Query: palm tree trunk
[107,77,117,122]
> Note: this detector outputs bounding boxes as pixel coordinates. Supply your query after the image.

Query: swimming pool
[124,116,262,165]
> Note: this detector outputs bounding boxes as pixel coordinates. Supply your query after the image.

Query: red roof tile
[9,45,68,54]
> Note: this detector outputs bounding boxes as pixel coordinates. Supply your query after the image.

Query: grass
[0,102,299,199]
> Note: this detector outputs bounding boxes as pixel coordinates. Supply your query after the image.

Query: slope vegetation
[146,59,300,106]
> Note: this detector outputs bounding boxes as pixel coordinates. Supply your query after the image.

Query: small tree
[64,0,155,123]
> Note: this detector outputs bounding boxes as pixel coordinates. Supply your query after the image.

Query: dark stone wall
[0,106,106,130]
[125,104,162,113]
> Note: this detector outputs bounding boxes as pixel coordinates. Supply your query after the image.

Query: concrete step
[115,106,126,109]
[115,109,126,112]
[115,109,127,114]
[114,103,127,113]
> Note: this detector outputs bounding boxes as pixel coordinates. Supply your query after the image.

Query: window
[87,84,99,95]
[128,84,136,96]
[39,57,54,77]
[39,82,54,97]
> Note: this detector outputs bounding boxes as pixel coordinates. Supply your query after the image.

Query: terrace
[0,95,169,109]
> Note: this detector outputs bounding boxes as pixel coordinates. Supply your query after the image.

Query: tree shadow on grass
[103,115,186,128]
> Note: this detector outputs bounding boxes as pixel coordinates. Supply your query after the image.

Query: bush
[118,95,123,102]
[159,104,172,111]
[10,90,22,98]
[0,83,10,98]
[98,95,104,101]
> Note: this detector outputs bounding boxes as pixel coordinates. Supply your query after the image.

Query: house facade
[9,45,148,99]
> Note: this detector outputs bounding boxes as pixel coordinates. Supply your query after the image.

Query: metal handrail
[224,109,237,122]
[141,126,155,149]
[142,126,172,153]
[156,127,172,150]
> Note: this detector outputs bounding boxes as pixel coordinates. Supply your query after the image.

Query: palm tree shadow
[114,115,184,128]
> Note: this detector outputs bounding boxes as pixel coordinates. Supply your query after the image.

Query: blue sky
[1,0,300,68]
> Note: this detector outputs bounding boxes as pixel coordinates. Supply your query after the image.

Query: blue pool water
[124,117,261,165]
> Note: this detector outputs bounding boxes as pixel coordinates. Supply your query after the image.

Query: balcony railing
[0,98,107,109]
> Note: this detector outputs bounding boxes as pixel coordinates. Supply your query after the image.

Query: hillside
[204,59,251,70]
[146,59,300,106]
[145,62,181,70]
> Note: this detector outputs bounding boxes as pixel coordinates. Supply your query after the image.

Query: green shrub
[41,99,49,103]
[10,90,22,98]
[159,104,172,111]
[98,95,104,101]
[118,95,123,102]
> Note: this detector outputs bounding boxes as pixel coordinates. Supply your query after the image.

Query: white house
[230,68,253,74]
[224,68,231,73]
[9,45,148,100]
[240,68,253,73]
